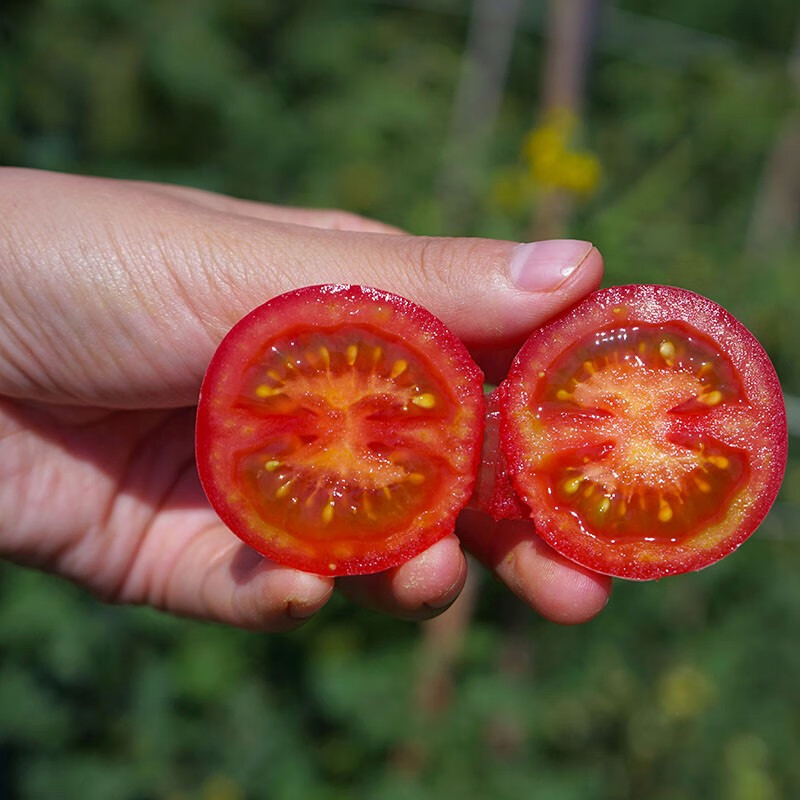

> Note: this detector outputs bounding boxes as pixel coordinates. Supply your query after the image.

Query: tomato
[196,284,485,576]
[499,284,787,580]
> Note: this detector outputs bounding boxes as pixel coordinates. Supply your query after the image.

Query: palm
[0,400,240,611]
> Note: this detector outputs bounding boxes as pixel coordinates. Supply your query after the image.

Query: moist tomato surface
[196,284,485,576]
[500,284,787,580]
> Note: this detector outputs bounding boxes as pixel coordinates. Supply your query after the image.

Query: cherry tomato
[196,284,485,576]
[500,284,787,580]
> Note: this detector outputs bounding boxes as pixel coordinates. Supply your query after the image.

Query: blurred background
[1,0,799,797]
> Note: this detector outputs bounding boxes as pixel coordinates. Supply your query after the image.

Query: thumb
[205,224,603,349]
[0,170,602,406]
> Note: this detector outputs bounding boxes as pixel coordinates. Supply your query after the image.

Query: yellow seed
[583,360,596,375]
[363,493,374,517]
[255,385,278,398]
[267,369,283,382]
[598,497,611,514]
[698,390,722,406]
[383,486,392,500]
[658,501,673,523]
[556,389,571,401]
[407,472,425,485]
[319,346,330,369]
[538,371,546,378]
[373,346,383,364]
[618,500,627,516]
[563,476,582,495]
[659,340,676,364]
[411,393,436,409]
[709,455,729,470]
[328,563,337,572]
[322,502,335,525]
[264,460,281,472]
[346,344,358,366]
[613,306,623,314]
[390,359,408,379]
[698,362,713,376]
[694,476,712,493]
[638,341,648,355]
[275,481,293,499]
[583,484,595,498]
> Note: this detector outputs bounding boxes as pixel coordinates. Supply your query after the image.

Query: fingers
[458,510,612,624]
[0,168,602,407]
[117,522,335,631]
[133,179,407,234]
[337,534,467,621]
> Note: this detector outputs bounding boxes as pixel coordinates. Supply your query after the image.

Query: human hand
[0,168,611,630]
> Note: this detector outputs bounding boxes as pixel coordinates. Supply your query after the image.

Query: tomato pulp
[500,284,787,580]
[196,284,485,576]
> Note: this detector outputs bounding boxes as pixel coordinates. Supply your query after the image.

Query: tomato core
[533,322,749,544]
[235,324,458,543]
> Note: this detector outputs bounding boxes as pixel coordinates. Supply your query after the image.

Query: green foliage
[2,1,799,798]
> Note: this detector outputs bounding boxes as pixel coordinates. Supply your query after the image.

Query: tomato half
[500,284,787,580]
[196,284,485,576]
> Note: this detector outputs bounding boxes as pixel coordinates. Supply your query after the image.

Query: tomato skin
[196,284,485,576]
[470,389,529,520]
[499,284,787,581]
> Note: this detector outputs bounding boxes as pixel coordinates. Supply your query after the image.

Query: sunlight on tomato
[196,284,484,576]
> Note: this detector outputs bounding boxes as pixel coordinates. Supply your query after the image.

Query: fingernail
[509,239,594,292]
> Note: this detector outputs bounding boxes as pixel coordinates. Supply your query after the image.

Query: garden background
[1,1,799,798]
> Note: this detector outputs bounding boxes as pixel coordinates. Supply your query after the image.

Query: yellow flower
[523,108,601,196]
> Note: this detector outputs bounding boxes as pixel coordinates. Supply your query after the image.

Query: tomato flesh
[501,285,787,580]
[196,285,484,576]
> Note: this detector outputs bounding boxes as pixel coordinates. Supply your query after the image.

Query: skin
[0,167,611,631]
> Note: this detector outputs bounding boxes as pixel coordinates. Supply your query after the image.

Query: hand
[0,167,611,630]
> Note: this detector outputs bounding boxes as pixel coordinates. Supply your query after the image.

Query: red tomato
[500,284,787,580]
[196,284,485,576]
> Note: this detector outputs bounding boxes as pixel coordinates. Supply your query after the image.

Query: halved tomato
[500,284,787,580]
[196,284,485,576]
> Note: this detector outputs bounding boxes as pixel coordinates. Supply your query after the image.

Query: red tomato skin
[470,388,529,520]
[196,284,485,576]
[500,284,787,581]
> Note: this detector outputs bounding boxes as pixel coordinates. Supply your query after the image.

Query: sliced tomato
[196,284,485,576]
[500,284,787,580]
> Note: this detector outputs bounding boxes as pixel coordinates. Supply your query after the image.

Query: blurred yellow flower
[523,109,601,196]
